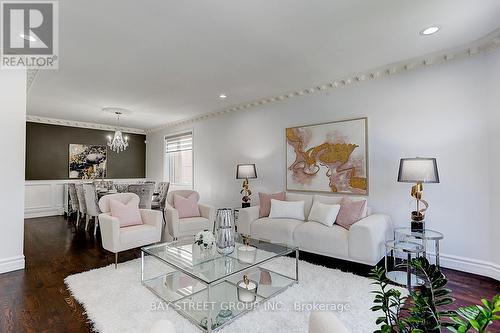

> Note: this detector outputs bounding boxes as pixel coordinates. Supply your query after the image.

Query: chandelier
[107,111,129,153]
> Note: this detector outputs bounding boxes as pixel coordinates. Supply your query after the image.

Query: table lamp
[236,164,257,208]
[397,157,439,231]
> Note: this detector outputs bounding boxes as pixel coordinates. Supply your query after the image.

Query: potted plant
[370,257,500,333]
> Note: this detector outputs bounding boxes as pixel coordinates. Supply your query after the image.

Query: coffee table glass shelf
[141,236,299,332]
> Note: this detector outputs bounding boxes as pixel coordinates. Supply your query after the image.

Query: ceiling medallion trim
[147,28,500,134]
[26,115,146,134]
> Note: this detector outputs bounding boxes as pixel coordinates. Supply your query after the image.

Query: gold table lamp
[236,164,257,208]
[397,157,440,231]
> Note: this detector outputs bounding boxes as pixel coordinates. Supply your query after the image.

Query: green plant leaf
[469,319,480,330]
[435,297,454,306]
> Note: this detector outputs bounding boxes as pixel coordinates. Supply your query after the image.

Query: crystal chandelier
[107,111,129,153]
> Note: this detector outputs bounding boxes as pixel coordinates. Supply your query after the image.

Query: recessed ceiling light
[420,26,440,36]
[19,33,36,42]
[219,94,227,99]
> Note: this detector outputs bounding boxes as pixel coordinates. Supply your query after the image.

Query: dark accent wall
[26,122,146,180]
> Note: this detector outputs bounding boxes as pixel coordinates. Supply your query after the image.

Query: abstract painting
[69,144,107,179]
[286,117,368,194]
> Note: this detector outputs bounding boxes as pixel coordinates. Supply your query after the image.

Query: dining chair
[114,183,129,193]
[75,184,87,229]
[83,184,101,236]
[93,180,114,191]
[68,183,80,226]
[151,182,170,210]
[127,183,155,209]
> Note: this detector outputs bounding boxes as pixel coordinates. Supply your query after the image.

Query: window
[164,132,193,187]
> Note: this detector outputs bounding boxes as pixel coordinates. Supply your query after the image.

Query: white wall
[0,70,26,274]
[147,49,500,279]
[486,50,500,267]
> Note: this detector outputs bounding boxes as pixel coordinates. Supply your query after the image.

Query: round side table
[394,228,444,268]
[385,240,425,289]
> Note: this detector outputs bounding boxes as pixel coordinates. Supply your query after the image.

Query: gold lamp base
[410,182,429,232]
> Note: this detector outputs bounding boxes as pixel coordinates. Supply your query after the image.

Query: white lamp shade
[398,158,439,183]
[236,164,257,179]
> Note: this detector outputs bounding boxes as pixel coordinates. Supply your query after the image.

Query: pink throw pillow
[174,193,200,218]
[336,197,367,230]
[259,192,286,217]
[109,198,143,227]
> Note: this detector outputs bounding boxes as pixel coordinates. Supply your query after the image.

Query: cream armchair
[163,190,215,241]
[98,193,162,268]
[309,311,350,333]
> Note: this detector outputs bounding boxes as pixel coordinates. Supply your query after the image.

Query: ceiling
[27,0,500,130]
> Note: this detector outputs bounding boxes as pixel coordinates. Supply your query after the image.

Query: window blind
[165,132,192,153]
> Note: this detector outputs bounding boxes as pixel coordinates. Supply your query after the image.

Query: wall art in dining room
[69,144,107,179]
[286,117,368,195]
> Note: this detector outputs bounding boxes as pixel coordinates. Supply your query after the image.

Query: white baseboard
[0,255,25,274]
[420,252,500,281]
[439,253,500,281]
[25,207,64,219]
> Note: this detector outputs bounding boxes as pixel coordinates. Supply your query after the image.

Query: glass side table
[394,228,444,268]
[385,240,425,289]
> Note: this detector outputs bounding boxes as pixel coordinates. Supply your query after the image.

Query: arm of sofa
[140,209,163,242]
[164,204,180,239]
[238,206,260,236]
[98,213,121,253]
[199,203,215,222]
[348,214,393,265]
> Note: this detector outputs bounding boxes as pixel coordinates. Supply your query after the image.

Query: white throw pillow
[269,199,305,220]
[308,201,341,227]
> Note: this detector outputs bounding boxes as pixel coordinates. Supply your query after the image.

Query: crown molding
[146,27,500,134]
[26,115,146,134]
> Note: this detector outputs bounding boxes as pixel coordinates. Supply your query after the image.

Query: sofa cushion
[314,194,368,218]
[313,194,343,205]
[179,217,212,233]
[336,198,366,230]
[174,193,201,218]
[269,199,305,220]
[251,218,304,245]
[293,222,349,258]
[120,224,157,245]
[286,192,313,219]
[109,198,142,227]
[258,191,286,217]
[308,201,341,227]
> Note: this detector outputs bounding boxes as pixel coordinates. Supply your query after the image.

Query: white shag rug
[65,257,405,333]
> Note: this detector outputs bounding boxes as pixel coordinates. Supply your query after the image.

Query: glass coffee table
[141,236,299,332]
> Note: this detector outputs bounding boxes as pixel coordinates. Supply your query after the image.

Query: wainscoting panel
[24,179,146,219]
[25,182,64,218]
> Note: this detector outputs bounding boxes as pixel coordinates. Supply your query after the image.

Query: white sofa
[238,192,392,266]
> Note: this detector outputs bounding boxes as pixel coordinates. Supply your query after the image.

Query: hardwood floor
[0,216,499,332]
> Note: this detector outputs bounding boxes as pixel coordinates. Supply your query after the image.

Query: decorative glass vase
[215,208,235,255]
